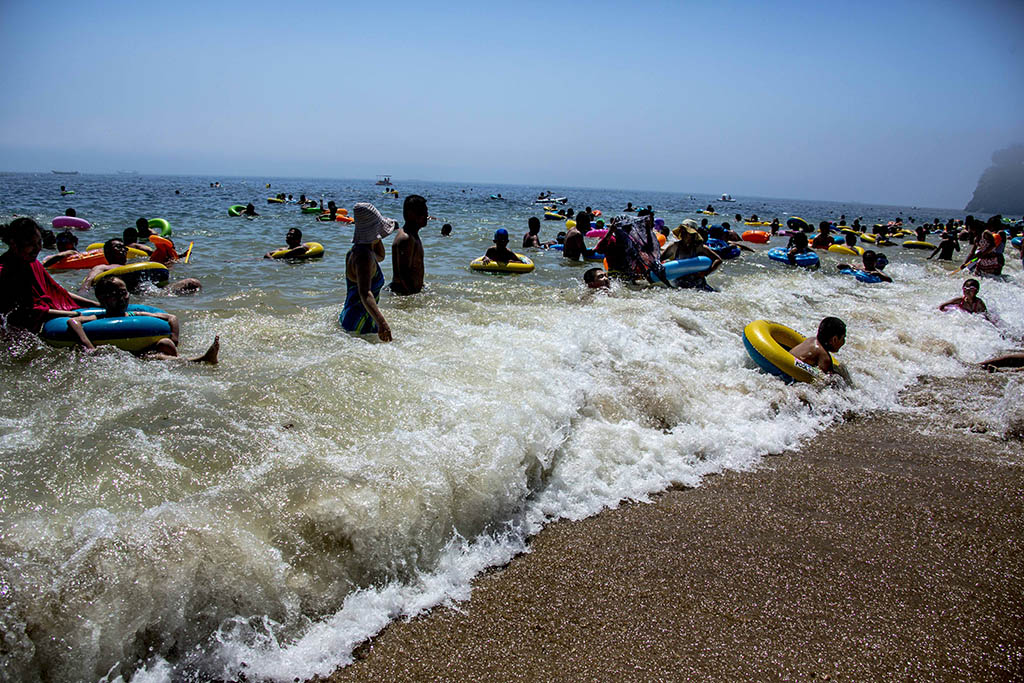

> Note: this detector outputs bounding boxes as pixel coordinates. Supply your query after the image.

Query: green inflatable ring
[148,218,172,237]
[301,205,321,214]
[228,204,245,217]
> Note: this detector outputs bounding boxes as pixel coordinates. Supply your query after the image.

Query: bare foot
[189,335,219,364]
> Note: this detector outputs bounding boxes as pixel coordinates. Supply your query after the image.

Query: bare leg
[980,351,1024,372]
[187,335,219,364]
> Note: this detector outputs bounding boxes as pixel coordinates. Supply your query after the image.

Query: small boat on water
[534,196,567,204]
[52,170,79,175]
[719,194,736,202]
[375,175,393,186]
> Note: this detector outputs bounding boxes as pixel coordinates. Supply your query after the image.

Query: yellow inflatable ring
[828,244,865,256]
[93,262,170,288]
[742,320,838,384]
[470,254,535,273]
[270,241,324,259]
[85,243,154,260]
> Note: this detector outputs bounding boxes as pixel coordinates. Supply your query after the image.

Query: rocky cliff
[965,144,1024,214]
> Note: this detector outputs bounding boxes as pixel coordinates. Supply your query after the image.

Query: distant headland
[965,144,1024,214]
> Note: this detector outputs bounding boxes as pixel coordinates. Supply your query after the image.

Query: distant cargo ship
[52,170,79,175]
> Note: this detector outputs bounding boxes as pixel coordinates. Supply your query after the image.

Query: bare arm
[353,249,391,342]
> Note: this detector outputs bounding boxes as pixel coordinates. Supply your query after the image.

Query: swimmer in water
[583,267,611,290]
[522,216,555,249]
[789,316,846,375]
[265,228,311,259]
[440,223,452,236]
[65,276,219,363]
[243,203,259,217]
[482,228,522,264]
[938,279,989,318]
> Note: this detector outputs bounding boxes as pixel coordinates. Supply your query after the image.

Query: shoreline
[326,374,1024,681]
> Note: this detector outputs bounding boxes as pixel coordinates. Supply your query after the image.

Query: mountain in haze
[965,144,1024,214]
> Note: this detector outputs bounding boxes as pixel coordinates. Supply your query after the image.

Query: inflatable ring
[52,216,91,230]
[228,204,246,216]
[270,241,324,259]
[742,230,770,244]
[93,262,170,289]
[49,247,150,270]
[470,254,535,273]
[267,197,285,204]
[543,212,563,221]
[301,205,322,214]
[838,266,882,283]
[148,218,172,237]
[586,228,608,239]
[318,212,354,223]
[743,319,837,384]
[706,238,740,260]
[661,256,712,281]
[828,244,865,257]
[902,240,936,250]
[859,233,877,243]
[744,221,773,227]
[147,234,179,262]
[768,247,819,268]
[41,304,172,352]
[786,217,809,231]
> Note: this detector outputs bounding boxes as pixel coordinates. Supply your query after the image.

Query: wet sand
[326,375,1024,681]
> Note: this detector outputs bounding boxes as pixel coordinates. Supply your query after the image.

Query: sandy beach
[327,374,1024,682]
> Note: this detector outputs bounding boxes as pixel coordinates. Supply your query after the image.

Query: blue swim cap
[494,228,509,241]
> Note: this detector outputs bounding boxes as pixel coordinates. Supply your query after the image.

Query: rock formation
[965,144,1024,214]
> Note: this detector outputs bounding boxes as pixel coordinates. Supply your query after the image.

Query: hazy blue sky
[2,0,1022,207]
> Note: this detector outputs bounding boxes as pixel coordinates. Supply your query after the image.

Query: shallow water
[1,173,1022,681]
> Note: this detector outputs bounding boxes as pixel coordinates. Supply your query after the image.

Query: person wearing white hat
[340,203,398,341]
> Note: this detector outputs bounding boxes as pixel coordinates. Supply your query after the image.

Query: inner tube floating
[543,212,563,221]
[699,210,717,216]
[61,191,75,196]
[93,262,170,289]
[902,240,936,250]
[148,218,172,237]
[40,304,172,352]
[470,255,535,273]
[768,247,819,268]
[742,319,838,384]
[828,244,865,257]
[270,242,324,259]
[742,230,770,244]
[301,206,322,214]
[586,229,608,239]
[786,217,809,231]
[1011,236,1022,248]
[859,233,877,243]
[744,221,773,227]
[52,216,91,230]
[148,234,178,263]
[838,266,882,283]
[706,238,740,260]
[228,205,245,216]
[48,247,150,270]
[661,255,712,281]
[267,197,285,204]
[318,212,354,223]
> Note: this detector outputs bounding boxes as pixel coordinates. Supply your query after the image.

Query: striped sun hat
[352,203,398,244]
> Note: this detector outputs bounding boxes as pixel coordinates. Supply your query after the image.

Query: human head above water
[1,217,43,257]
[403,194,428,226]
[493,228,509,244]
[122,227,139,245]
[95,276,129,312]
[441,223,452,236]
[136,217,148,231]
[56,230,77,249]
[816,317,846,351]
[286,228,302,246]
[583,267,610,289]
[963,278,980,293]
[528,216,540,234]
[103,238,128,265]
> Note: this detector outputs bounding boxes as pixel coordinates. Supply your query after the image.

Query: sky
[1,0,1022,208]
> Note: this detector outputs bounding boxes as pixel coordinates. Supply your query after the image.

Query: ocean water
[1,173,1022,682]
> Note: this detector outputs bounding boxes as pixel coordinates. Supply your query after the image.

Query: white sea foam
[1,178,1021,682]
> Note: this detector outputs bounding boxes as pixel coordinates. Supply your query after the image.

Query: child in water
[482,229,522,264]
[939,279,988,317]
[65,276,219,362]
[789,317,846,375]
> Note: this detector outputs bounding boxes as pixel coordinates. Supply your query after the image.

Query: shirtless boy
[789,317,846,374]
[391,194,427,295]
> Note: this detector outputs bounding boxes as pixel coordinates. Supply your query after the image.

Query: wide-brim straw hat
[352,203,398,244]
[672,219,701,240]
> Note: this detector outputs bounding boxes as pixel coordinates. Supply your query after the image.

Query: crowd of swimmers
[3,193,1023,373]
